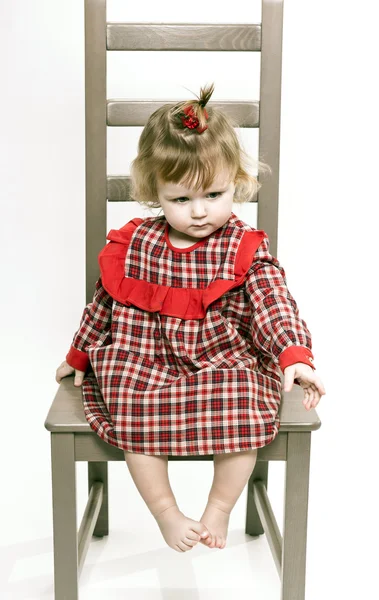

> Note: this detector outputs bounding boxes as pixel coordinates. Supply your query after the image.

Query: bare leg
[200,449,258,549]
[124,451,210,552]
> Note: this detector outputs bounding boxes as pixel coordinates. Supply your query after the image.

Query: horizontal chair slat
[107,100,259,127]
[107,23,261,52]
[107,176,259,202]
[74,431,287,461]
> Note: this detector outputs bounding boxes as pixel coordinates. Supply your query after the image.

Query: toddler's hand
[55,360,85,387]
[283,362,326,411]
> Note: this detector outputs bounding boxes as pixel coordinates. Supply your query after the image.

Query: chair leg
[245,460,269,535]
[88,462,109,537]
[281,432,311,600]
[51,433,79,600]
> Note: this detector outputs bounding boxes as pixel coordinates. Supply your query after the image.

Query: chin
[190,229,211,238]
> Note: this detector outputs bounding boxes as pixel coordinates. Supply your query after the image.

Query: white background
[1,1,378,598]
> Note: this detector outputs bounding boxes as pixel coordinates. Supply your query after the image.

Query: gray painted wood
[74,430,287,461]
[279,383,321,432]
[246,461,268,535]
[107,100,259,128]
[257,0,284,258]
[85,0,107,304]
[51,434,78,599]
[78,481,104,576]
[281,432,311,600]
[253,479,283,575]
[88,462,109,536]
[45,379,89,432]
[46,3,321,596]
[45,377,320,433]
[107,176,135,202]
[107,23,261,51]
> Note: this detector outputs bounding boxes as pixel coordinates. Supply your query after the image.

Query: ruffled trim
[98,218,267,319]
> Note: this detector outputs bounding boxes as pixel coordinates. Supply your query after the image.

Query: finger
[302,374,326,397]
[308,389,316,409]
[312,376,326,396]
[311,390,321,408]
[56,371,71,383]
[302,386,314,410]
[305,388,321,410]
[283,366,295,392]
[74,370,85,387]
[55,366,68,383]
[303,391,311,410]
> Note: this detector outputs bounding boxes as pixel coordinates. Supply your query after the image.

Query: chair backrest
[84,0,284,303]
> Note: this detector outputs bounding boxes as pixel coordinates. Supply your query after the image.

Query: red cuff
[66,346,90,372]
[279,346,315,373]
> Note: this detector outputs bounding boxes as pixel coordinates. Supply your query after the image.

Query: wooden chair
[45,1,321,598]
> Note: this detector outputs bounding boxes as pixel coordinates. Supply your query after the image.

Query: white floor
[2,390,378,600]
[2,1,379,597]
[4,449,284,600]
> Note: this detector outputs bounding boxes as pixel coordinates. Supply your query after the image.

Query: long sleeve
[244,235,315,373]
[65,277,113,372]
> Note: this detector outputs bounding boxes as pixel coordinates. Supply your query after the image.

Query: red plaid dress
[66,213,315,456]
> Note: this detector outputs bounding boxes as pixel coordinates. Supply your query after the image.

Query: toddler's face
[156,167,235,246]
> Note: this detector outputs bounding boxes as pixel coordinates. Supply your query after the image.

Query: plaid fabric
[125,215,241,287]
[70,213,313,456]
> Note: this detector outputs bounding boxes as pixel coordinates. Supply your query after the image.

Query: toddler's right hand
[56,360,85,387]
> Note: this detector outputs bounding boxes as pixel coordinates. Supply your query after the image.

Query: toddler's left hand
[283,362,326,411]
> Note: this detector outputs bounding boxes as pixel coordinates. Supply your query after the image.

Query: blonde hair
[130,82,272,208]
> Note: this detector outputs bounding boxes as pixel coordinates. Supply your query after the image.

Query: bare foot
[199,499,231,549]
[154,505,210,552]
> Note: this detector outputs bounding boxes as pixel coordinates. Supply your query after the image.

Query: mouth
[192,223,208,228]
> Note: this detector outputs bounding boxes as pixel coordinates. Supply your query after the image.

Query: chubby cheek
[164,209,187,230]
[164,205,179,221]
[160,204,174,221]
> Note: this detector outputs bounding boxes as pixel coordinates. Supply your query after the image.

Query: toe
[200,533,212,546]
[196,523,210,539]
[199,530,210,541]
[184,537,198,547]
[178,541,193,552]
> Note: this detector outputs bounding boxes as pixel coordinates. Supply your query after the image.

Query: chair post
[51,433,79,600]
[257,0,284,258]
[88,462,109,536]
[281,432,311,600]
[84,0,107,303]
[245,460,269,535]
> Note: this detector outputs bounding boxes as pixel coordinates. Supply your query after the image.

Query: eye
[207,192,222,199]
[173,197,189,203]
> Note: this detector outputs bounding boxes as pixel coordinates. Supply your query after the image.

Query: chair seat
[45,376,321,433]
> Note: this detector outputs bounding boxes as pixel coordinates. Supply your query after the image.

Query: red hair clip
[180,105,209,133]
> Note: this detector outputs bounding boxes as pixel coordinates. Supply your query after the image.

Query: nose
[191,198,207,219]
